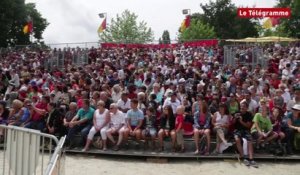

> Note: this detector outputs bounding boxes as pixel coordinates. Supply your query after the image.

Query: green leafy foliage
[197,0,259,39]
[161,30,171,44]
[276,0,300,38]
[179,19,216,41]
[100,10,154,43]
[0,0,48,47]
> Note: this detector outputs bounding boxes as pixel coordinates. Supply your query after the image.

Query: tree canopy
[194,0,258,39]
[0,0,48,47]
[159,30,171,44]
[276,0,300,38]
[99,10,154,44]
[179,19,216,41]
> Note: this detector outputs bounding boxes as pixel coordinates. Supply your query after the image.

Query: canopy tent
[226,36,299,43]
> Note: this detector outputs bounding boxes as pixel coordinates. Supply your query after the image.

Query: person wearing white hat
[286,104,300,152]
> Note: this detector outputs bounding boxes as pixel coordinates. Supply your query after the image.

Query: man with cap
[286,104,300,153]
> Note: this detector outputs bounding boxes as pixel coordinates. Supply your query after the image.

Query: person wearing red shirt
[175,105,185,152]
[269,74,281,89]
[24,95,50,131]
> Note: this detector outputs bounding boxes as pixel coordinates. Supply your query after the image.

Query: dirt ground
[65,155,300,175]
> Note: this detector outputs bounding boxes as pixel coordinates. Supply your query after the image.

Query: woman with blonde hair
[82,100,110,151]
[7,99,24,125]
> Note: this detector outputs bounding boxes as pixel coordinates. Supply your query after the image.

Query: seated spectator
[7,99,23,125]
[251,99,276,149]
[111,85,122,103]
[137,92,147,113]
[287,104,300,152]
[175,105,185,152]
[233,101,257,167]
[0,101,9,142]
[117,92,131,113]
[63,102,78,130]
[66,99,94,148]
[192,94,204,115]
[227,93,239,116]
[83,101,110,151]
[106,104,125,151]
[163,92,181,114]
[240,91,258,115]
[270,107,286,144]
[158,105,176,152]
[193,101,211,155]
[10,99,31,126]
[24,95,49,131]
[142,106,157,150]
[212,103,232,154]
[123,99,144,146]
[43,102,64,137]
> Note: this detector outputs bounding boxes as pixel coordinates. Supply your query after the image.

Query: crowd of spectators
[0,43,300,167]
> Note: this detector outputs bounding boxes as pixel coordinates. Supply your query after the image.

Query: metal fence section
[223,45,267,68]
[0,125,65,175]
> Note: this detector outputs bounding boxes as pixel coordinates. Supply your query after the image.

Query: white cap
[178,78,185,83]
[292,104,300,111]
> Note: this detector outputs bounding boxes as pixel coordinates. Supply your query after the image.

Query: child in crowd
[175,105,185,152]
[142,106,157,150]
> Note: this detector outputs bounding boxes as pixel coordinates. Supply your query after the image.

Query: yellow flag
[180,19,186,32]
[23,24,29,34]
[262,18,272,29]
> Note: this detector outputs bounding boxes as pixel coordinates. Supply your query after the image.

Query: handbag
[92,136,103,149]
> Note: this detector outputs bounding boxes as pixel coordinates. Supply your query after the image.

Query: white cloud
[25,0,277,44]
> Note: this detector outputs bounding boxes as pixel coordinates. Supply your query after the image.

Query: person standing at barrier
[66,99,94,148]
[82,101,110,151]
[24,95,49,131]
[123,99,144,147]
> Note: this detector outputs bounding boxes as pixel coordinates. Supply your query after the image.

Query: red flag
[185,15,191,28]
[23,17,33,34]
[270,17,280,26]
[98,18,106,33]
[180,15,191,32]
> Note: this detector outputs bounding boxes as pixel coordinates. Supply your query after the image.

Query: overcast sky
[25,0,277,44]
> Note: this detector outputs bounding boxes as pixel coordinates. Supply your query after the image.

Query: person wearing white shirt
[106,104,126,150]
[117,92,131,113]
[279,84,291,104]
[282,63,294,79]
[240,91,258,115]
[163,92,181,114]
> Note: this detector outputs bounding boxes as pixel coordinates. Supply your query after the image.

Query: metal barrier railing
[0,125,65,175]
[223,45,268,68]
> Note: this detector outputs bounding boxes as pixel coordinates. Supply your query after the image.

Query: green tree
[276,0,300,38]
[179,19,216,41]
[100,10,154,43]
[197,0,258,39]
[0,0,48,47]
[161,30,171,44]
